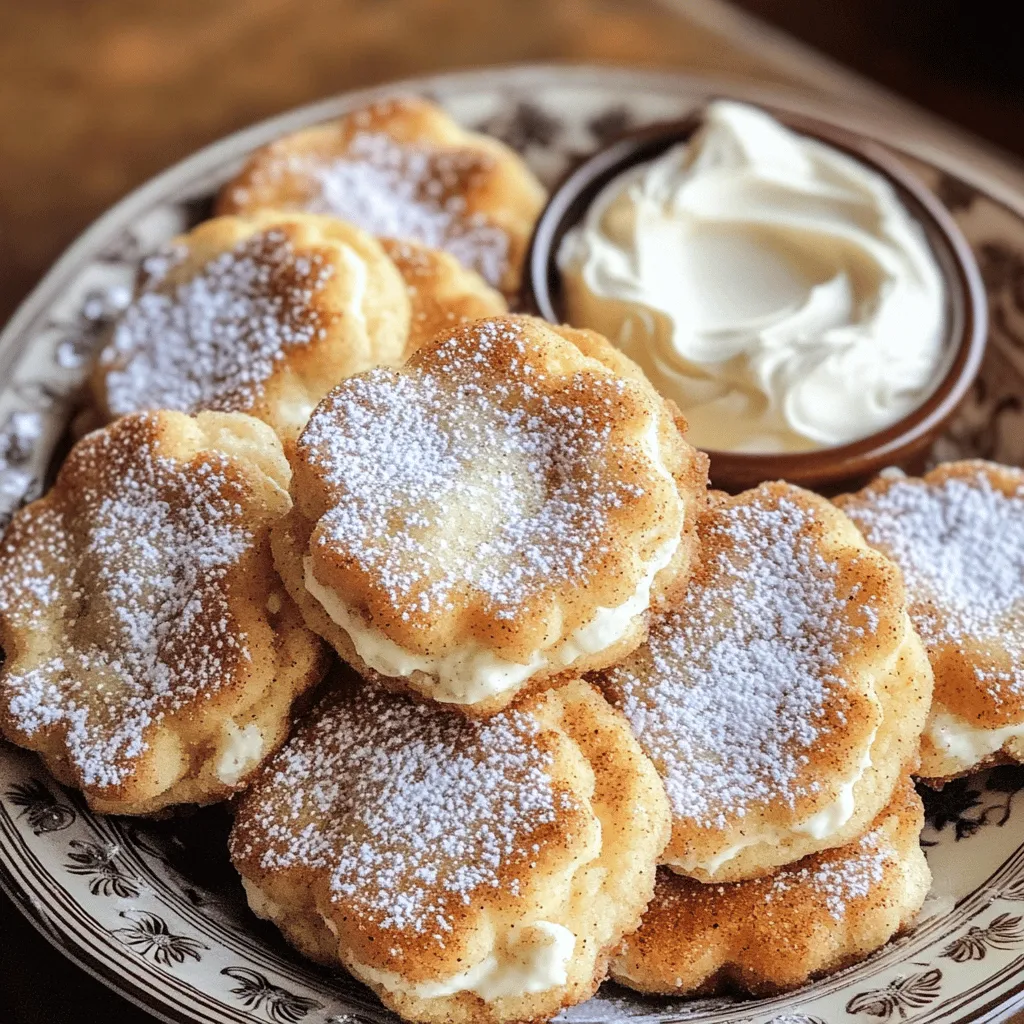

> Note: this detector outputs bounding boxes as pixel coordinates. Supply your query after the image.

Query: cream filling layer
[303,423,681,705]
[350,921,576,1002]
[215,721,264,785]
[667,731,875,876]
[926,705,1024,773]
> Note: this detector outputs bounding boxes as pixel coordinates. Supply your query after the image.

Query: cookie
[599,483,933,882]
[381,237,506,358]
[611,778,929,996]
[0,411,328,815]
[230,679,669,1024]
[90,212,410,441]
[837,461,1024,782]
[217,95,546,295]
[274,314,707,716]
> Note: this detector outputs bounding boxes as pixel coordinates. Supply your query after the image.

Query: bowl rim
[523,101,989,490]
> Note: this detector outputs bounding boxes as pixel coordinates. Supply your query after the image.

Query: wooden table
[0,2,1020,1021]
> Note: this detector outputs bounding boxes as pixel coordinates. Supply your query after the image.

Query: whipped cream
[303,421,680,704]
[351,921,576,1002]
[304,528,677,704]
[558,100,947,454]
[926,705,1024,773]
[215,721,264,785]
[667,729,875,876]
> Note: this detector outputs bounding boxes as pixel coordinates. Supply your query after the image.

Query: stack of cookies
[1,95,1022,1024]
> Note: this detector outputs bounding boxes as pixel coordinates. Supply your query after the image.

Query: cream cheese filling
[303,421,680,704]
[215,721,264,785]
[350,921,576,1002]
[667,730,876,876]
[926,705,1024,772]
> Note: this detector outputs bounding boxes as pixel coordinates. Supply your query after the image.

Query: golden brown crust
[836,461,1024,780]
[598,482,933,882]
[380,238,507,359]
[90,212,410,442]
[231,679,670,1024]
[611,778,930,996]
[274,314,707,716]
[216,96,547,296]
[0,411,329,815]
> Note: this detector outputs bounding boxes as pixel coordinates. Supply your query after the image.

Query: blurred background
[2,2,1023,1020]
[2,0,1023,329]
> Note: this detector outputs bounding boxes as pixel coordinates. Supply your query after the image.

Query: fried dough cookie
[0,411,328,815]
[230,679,670,1024]
[90,212,410,440]
[611,779,930,997]
[273,315,707,716]
[380,238,507,359]
[216,96,547,294]
[837,461,1024,782]
[598,484,933,883]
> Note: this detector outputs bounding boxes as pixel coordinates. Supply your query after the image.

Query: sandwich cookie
[0,411,328,815]
[273,314,708,716]
[599,484,933,882]
[837,461,1024,782]
[611,779,930,996]
[230,679,670,1024]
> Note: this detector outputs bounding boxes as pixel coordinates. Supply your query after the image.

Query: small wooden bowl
[523,107,988,495]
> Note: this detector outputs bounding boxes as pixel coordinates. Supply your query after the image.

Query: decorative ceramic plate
[3,65,1024,1024]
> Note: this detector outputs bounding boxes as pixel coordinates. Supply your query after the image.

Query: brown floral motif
[221,967,324,1023]
[112,910,208,966]
[977,242,1024,355]
[934,375,1024,464]
[52,285,130,370]
[4,778,76,834]
[64,839,140,899]
[941,913,1024,961]
[587,106,634,146]
[846,968,942,1019]
[478,101,563,152]
[920,766,1024,840]
[1000,877,1024,901]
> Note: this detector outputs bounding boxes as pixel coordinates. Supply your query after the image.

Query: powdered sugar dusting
[605,491,876,828]
[300,318,649,622]
[233,687,571,939]
[0,415,254,788]
[279,132,509,287]
[99,229,336,417]
[843,468,1024,696]
[763,827,894,920]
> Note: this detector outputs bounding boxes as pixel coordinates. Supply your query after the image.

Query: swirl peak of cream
[557,101,947,453]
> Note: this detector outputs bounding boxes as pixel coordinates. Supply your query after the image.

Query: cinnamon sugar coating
[90,212,410,441]
[231,679,670,1024]
[217,96,547,295]
[611,778,930,996]
[0,411,328,814]
[598,484,933,882]
[380,237,507,359]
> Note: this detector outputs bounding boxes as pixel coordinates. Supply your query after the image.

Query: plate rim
[4,61,1024,1024]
